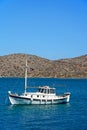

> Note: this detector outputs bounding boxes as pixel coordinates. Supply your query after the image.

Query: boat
[8,60,71,105]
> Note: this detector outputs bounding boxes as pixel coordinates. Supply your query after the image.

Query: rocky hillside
[0,54,87,78]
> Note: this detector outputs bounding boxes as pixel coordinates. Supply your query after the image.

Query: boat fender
[45,99,47,104]
[31,95,33,101]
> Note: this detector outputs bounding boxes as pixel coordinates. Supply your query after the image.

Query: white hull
[8,92,70,105]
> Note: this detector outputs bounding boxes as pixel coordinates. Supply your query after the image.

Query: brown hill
[0,54,87,78]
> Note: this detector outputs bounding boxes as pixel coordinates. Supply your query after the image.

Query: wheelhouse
[38,86,55,94]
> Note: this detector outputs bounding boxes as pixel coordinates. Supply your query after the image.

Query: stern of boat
[65,92,71,102]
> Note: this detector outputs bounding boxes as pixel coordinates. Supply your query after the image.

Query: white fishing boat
[8,60,71,105]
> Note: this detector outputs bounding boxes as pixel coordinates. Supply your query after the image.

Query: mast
[24,60,27,93]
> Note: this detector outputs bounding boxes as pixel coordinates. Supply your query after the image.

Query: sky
[0,0,87,60]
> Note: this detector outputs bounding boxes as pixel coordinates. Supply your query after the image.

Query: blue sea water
[0,78,87,130]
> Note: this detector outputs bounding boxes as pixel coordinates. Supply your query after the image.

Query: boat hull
[8,93,70,105]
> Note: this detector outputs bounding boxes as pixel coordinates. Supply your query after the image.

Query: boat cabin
[38,86,55,94]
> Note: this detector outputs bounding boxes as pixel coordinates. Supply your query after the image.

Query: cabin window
[41,89,44,93]
[50,89,55,94]
[44,89,50,94]
[31,95,33,98]
[37,95,39,97]
[44,89,47,93]
[41,89,43,93]
[43,95,45,98]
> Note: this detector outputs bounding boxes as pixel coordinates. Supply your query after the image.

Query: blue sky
[0,0,87,60]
